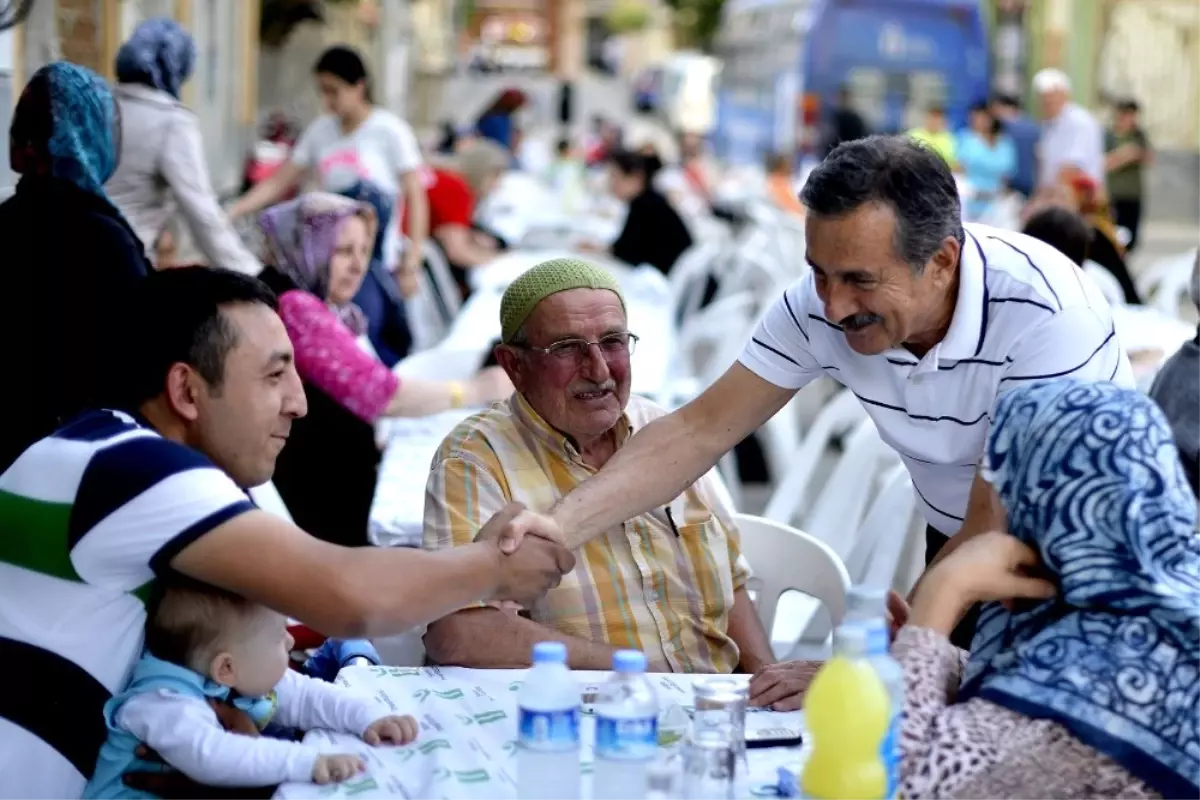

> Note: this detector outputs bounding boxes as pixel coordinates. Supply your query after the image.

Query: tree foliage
[663,0,725,52]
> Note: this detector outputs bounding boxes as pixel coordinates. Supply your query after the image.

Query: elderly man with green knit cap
[422,257,777,676]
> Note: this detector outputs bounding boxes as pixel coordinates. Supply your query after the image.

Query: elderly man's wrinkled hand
[748,661,822,712]
[475,502,566,553]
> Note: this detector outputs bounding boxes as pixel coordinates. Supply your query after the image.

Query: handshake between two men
[473,502,573,606]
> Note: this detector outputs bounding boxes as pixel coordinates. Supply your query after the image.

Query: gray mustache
[840,313,883,331]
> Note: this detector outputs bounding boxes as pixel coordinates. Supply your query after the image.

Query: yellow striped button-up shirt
[423,393,750,673]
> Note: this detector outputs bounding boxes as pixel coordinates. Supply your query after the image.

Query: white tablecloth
[368,410,483,547]
[275,667,805,800]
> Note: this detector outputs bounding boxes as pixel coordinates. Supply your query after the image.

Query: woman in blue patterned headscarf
[10,61,120,195]
[0,62,151,472]
[894,379,1198,799]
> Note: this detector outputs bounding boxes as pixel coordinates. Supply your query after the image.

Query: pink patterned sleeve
[277,290,399,423]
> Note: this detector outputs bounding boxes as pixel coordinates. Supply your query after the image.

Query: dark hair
[1022,206,1093,266]
[104,267,279,411]
[969,101,1003,136]
[1115,99,1140,114]
[556,138,571,154]
[609,149,663,183]
[313,45,371,102]
[991,93,1021,109]
[927,105,947,117]
[800,135,963,271]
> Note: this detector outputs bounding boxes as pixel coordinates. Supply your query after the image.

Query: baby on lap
[86,585,418,798]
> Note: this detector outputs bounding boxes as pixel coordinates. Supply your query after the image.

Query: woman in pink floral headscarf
[257,193,510,545]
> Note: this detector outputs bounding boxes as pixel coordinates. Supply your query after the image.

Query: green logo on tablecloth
[414,689,431,702]
[581,761,595,775]
[455,769,491,784]
[372,666,422,678]
[393,748,417,763]
[473,710,507,725]
[433,767,452,783]
[508,681,523,691]
[419,738,453,754]
[314,772,378,796]
[435,688,465,700]
[502,740,519,757]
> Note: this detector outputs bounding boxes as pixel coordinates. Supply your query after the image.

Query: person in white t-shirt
[230,46,428,295]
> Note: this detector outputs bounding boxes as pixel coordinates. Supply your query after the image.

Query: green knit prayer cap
[499,258,625,343]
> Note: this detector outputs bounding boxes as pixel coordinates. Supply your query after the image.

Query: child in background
[85,586,418,798]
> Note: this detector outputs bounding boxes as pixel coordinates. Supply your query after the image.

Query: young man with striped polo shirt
[0,268,572,798]
[505,135,1132,704]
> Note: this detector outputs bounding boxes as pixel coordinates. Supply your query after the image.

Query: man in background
[990,93,1040,198]
[1105,99,1153,251]
[1033,68,1105,190]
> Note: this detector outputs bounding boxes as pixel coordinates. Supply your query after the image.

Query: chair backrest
[763,389,867,525]
[249,481,294,523]
[843,464,919,592]
[804,419,900,552]
[733,512,851,640]
[1083,260,1127,308]
[1137,248,1198,318]
[674,291,758,387]
[421,239,463,319]
[668,240,722,325]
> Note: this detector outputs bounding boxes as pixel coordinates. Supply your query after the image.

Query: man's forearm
[727,588,774,674]
[339,544,501,638]
[552,410,718,548]
[425,608,617,669]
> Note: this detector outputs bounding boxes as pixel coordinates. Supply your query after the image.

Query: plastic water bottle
[517,642,580,800]
[845,586,905,799]
[594,650,660,800]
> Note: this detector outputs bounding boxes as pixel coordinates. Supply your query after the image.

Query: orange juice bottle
[802,624,891,799]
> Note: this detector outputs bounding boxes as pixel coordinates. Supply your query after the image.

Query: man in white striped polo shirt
[0,268,571,799]
[511,135,1132,703]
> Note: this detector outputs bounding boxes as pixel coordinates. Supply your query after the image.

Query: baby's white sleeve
[273,670,390,736]
[116,691,321,786]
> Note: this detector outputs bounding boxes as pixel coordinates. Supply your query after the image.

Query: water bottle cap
[612,649,648,672]
[531,641,568,664]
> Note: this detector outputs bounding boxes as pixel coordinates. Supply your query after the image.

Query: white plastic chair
[249,481,293,523]
[668,240,723,325]
[421,238,463,320]
[1084,260,1127,308]
[804,419,900,551]
[843,464,921,592]
[673,291,758,388]
[1136,248,1198,319]
[733,512,851,656]
[763,389,867,526]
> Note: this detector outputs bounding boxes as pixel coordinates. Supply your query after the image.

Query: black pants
[1112,198,1143,252]
[925,525,982,649]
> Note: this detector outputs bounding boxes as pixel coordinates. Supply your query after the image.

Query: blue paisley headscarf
[960,380,1200,798]
[10,62,117,196]
[115,18,195,99]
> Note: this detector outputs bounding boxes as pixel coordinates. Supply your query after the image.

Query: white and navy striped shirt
[0,410,256,799]
[740,223,1133,535]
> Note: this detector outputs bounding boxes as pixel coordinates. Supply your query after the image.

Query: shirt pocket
[674,515,736,621]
